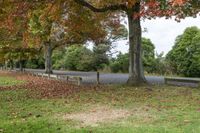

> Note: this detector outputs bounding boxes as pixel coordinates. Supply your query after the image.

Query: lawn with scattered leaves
[0,76,24,86]
[0,71,200,133]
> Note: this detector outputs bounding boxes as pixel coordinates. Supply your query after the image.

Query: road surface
[24,69,165,85]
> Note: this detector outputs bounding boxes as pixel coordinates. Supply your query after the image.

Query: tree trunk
[5,60,8,70]
[9,60,14,70]
[19,60,23,72]
[127,3,147,85]
[44,42,53,74]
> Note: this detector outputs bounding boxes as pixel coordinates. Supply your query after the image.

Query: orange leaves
[171,0,187,6]
[126,0,137,8]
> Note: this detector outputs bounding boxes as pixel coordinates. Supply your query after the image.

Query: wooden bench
[164,77,200,87]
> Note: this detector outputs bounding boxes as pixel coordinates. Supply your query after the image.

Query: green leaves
[110,38,156,73]
[166,26,200,77]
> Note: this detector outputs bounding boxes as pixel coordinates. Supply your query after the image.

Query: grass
[0,77,200,133]
[0,77,24,86]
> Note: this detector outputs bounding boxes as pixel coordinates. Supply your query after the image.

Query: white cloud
[113,16,200,56]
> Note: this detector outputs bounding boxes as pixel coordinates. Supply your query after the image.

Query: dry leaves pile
[0,71,99,99]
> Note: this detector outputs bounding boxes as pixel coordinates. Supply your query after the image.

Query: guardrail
[10,69,101,85]
[164,77,200,87]
[12,70,83,86]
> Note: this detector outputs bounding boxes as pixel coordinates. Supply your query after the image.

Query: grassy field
[0,76,200,133]
[0,77,24,86]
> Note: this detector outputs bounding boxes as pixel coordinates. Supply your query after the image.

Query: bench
[164,77,200,87]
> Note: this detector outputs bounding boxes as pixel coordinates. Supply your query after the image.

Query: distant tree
[153,52,167,75]
[60,45,93,71]
[52,48,66,70]
[110,38,155,73]
[166,26,200,77]
[142,38,155,73]
[110,52,129,73]
[25,54,45,69]
[92,44,110,71]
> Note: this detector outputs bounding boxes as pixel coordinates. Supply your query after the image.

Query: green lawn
[0,77,200,133]
[0,77,24,86]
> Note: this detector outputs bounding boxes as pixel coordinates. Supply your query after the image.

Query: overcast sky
[113,16,200,56]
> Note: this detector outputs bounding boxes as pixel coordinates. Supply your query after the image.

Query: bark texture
[44,42,53,74]
[127,3,147,85]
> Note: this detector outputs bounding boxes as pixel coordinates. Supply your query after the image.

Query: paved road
[24,69,165,85]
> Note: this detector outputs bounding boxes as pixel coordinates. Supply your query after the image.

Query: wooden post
[37,73,39,78]
[97,71,100,85]
[77,77,82,86]
[66,76,69,81]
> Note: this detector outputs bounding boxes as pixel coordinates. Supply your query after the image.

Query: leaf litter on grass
[0,71,102,99]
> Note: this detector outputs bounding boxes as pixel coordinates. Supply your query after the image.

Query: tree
[110,53,129,73]
[25,53,45,69]
[110,38,155,73]
[73,0,200,85]
[60,45,94,71]
[52,48,66,70]
[0,20,39,71]
[142,38,155,73]
[92,44,110,71]
[0,1,112,74]
[166,26,200,77]
[27,1,125,74]
[1,0,200,79]
[73,0,145,85]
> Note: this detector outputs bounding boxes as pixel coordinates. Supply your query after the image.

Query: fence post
[97,71,100,85]
[77,77,82,86]
[66,76,69,81]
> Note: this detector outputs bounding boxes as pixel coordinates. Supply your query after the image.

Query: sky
[113,16,200,56]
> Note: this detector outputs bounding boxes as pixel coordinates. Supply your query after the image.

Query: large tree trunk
[127,3,147,85]
[44,42,53,74]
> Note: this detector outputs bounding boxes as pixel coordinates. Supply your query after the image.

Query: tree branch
[52,40,84,50]
[74,0,127,12]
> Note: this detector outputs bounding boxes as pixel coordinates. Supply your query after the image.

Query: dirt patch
[63,106,131,127]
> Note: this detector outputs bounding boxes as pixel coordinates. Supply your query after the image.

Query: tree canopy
[166,26,200,77]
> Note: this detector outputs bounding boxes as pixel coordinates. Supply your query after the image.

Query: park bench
[164,77,200,87]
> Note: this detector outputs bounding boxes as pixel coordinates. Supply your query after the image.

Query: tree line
[4,26,200,78]
[0,0,199,85]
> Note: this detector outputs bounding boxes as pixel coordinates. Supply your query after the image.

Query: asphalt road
[24,69,165,85]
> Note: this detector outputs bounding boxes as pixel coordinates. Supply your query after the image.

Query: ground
[0,71,200,133]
